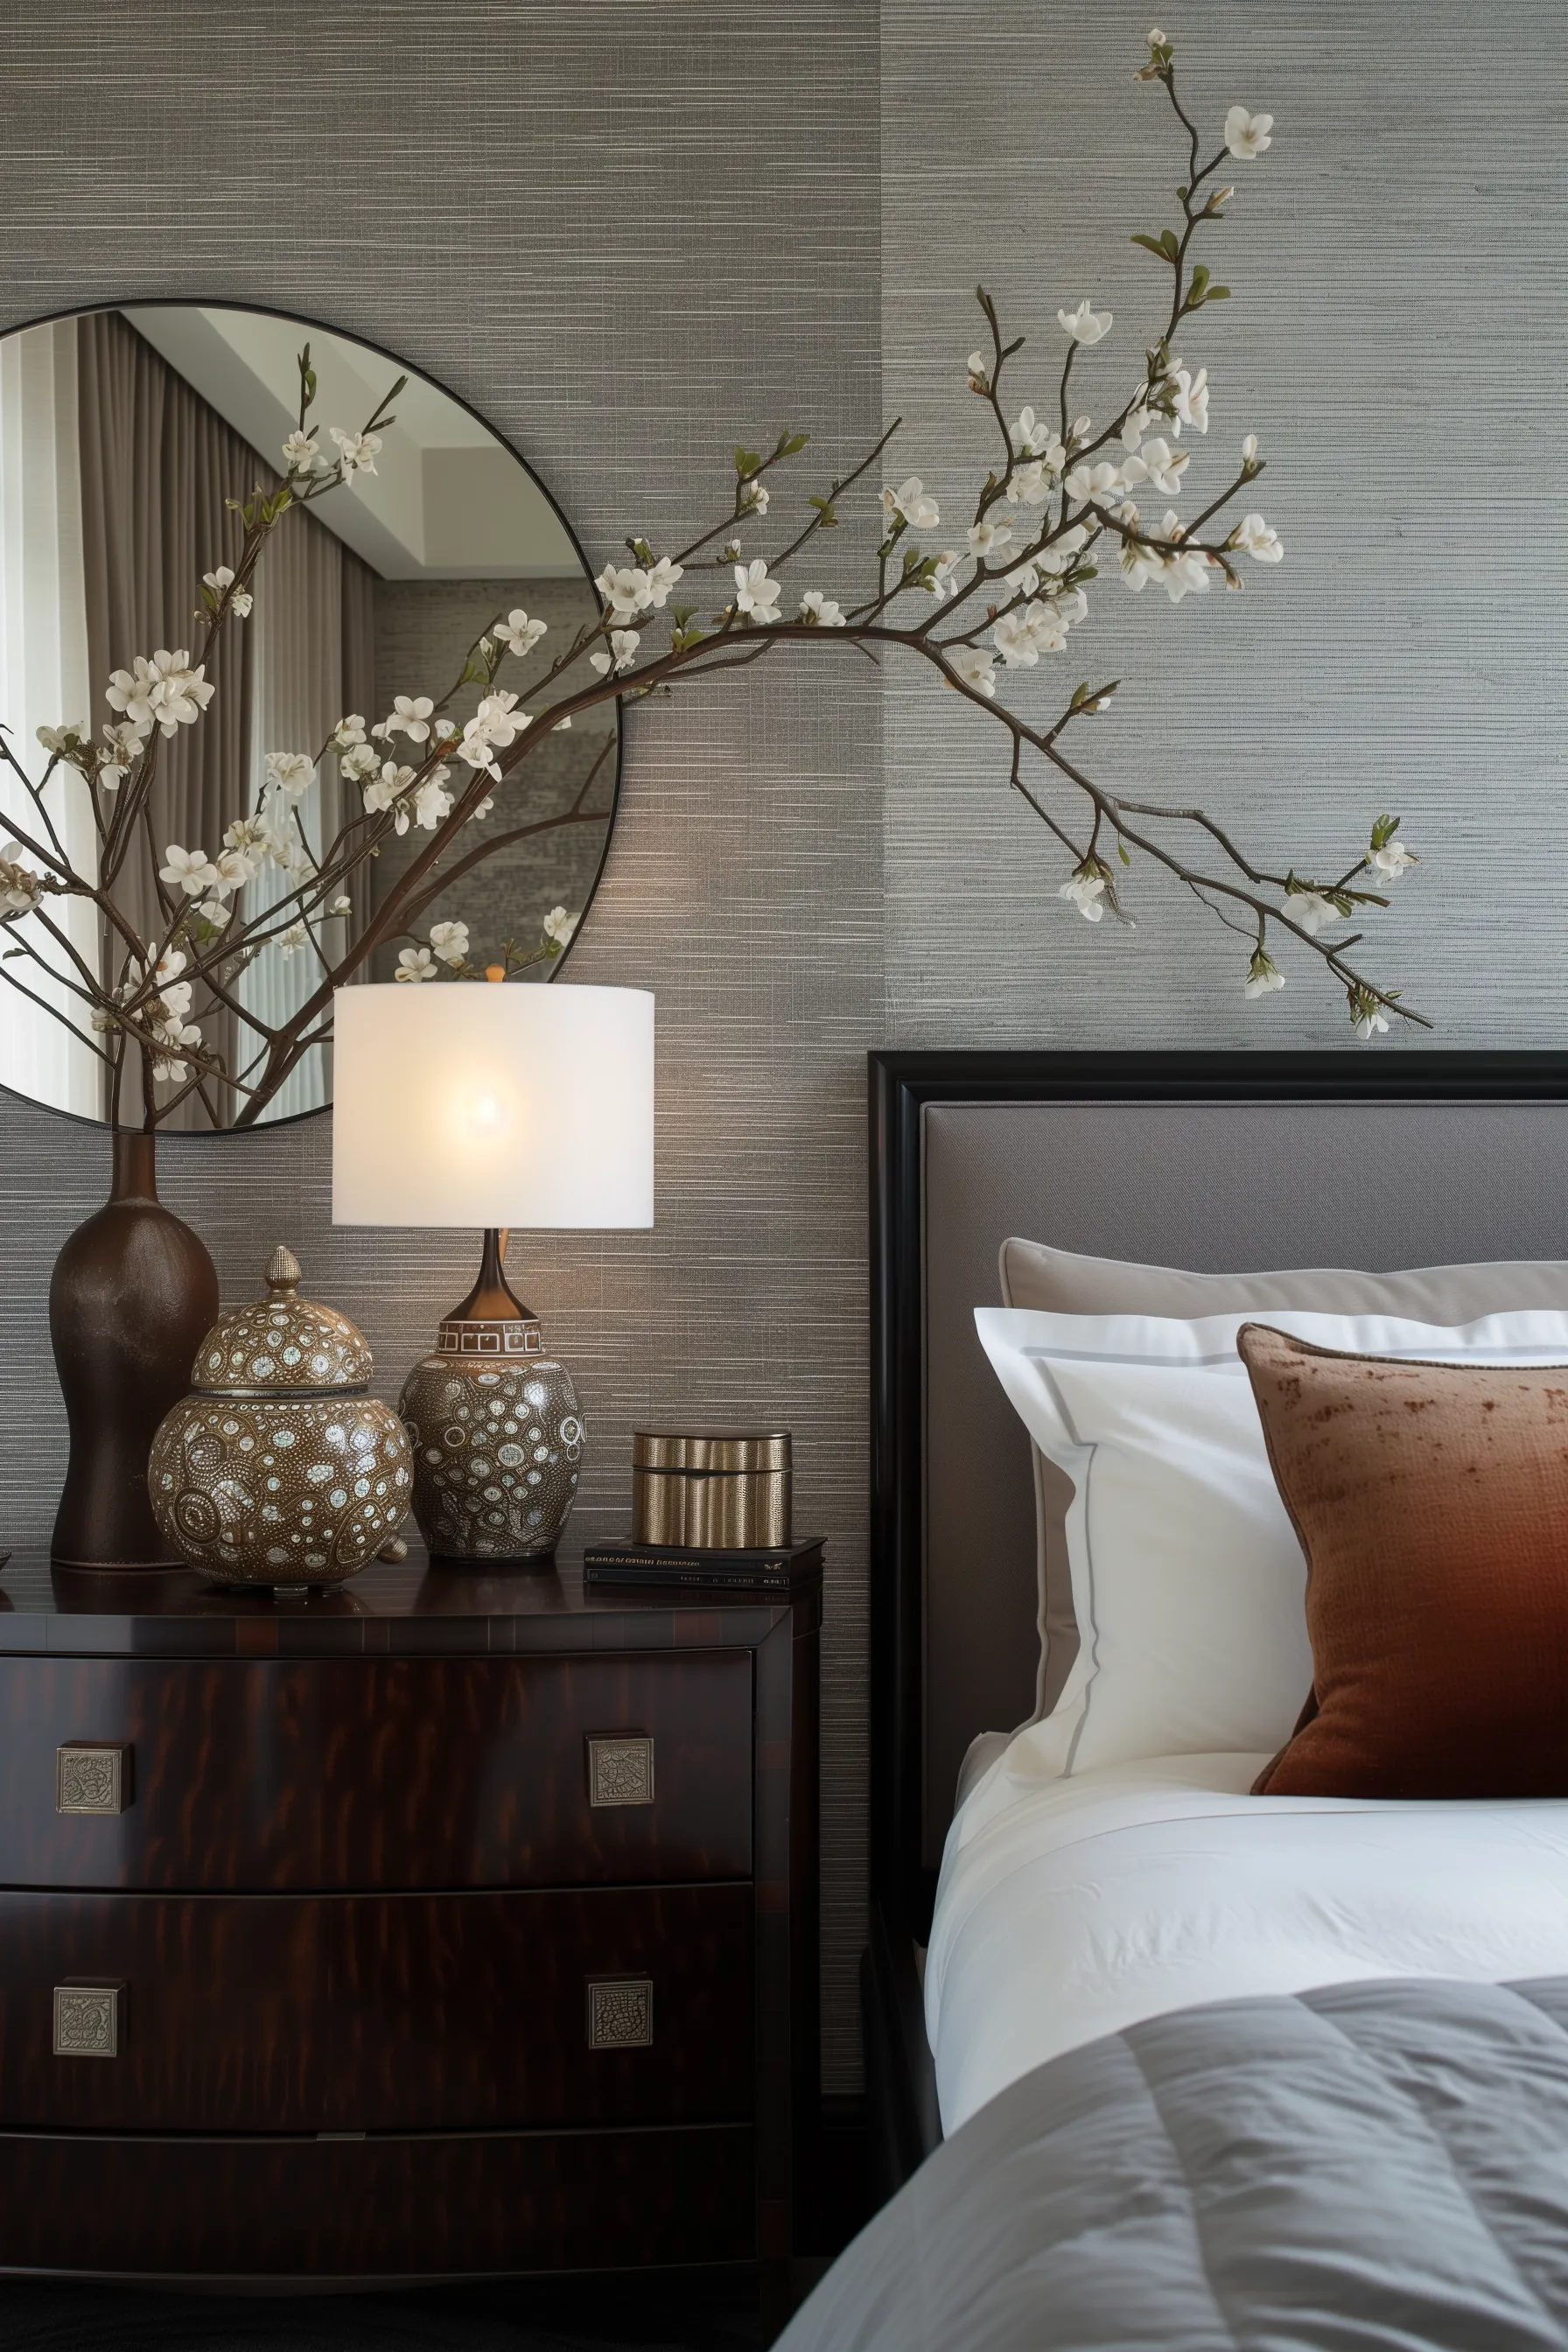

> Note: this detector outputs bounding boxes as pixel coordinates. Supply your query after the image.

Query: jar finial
[265,1244,302,1294]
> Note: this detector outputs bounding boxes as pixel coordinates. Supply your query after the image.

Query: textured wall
[881,0,1568,1047]
[0,0,880,2091]
[3,0,1563,2096]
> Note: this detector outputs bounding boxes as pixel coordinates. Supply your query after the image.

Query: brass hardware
[52,1981,124,2058]
[587,1735,654,1808]
[586,1976,654,2049]
[56,1743,131,1816]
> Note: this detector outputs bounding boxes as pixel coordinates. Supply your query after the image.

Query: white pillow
[974,1306,1568,1779]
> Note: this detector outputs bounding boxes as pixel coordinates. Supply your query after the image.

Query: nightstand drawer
[0,2124,756,2277]
[0,1655,752,1890]
[0,1885,752,2132]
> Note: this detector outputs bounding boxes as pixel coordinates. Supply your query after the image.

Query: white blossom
[543,905,579,949]
[589,633,638,676]
[430,920,469,965]
[1121,404,1155,451]
[386,694,435,743]
[108,649,214,738]
[644,556,684,607]
[338,740,380,784]
[194,897,233,928]
[1224,106,1274,160]
[1242,432,1259,463]
[493,608,549,657]
[282,430,319,472]
[329,426,382,477]
[1169,365,1209,436]
[994,600,1068,668]
[1137,438,1189,496]
[363,761,416,820]
[222,817,270,859]
[392,946,435,984]
[1060,872,1107,921]
[212,846,256,892]
[968,514,1014,561]
[738,479,769,515]
[1013,405,1054,456]
[264,750,315,796]
[37,723,86,757]
[1232,511,1283,564]
[1007,459,1056,507]
[882,475,940,530]
[596,564,652,620]
[798,591,845,626]
[733,558,782,624]
[328,894,352,915]
[202,565,252,617]
[1064,460,1128,507]
[103,718,148,764]
[966,348,990,392]
[926,551,962,602]
[1057,299,1112,345]
[1244,949,1285,998]
[159,844,220,897]
[0,844,43,914]
[1371,838,1417,880]
[276,922,310,959]
[332,715,368,749]
[468,795,494,822]
[413,775,453,830]
[1288,889,1343,936]
[1353,1003,1390,1039]
[948,645,998,697]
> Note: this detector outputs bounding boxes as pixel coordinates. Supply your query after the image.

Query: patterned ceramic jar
[399,1315,584,1562]
[148,1246,413,1588]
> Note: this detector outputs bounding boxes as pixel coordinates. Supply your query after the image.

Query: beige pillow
[998,1240,1568,1713]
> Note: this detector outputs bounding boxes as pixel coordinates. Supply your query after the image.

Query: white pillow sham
[974,1306,1568,1780]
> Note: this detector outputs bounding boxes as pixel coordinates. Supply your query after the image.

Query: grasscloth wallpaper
[1,1,1562,2092]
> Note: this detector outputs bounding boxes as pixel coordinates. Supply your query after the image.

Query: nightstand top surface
[0,1525,821,1657]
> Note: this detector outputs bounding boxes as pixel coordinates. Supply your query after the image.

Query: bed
[788,1049,1568,2350]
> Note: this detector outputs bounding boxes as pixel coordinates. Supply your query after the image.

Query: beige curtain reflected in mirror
[0,321,100,1118]
[240,516,376,1123]
[75,311,374,1129]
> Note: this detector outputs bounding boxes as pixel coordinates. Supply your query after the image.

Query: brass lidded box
[632,1429,791,1549]
[148,1246,413,1587]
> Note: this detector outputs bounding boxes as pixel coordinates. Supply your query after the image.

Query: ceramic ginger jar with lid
[148,1245,413,1587]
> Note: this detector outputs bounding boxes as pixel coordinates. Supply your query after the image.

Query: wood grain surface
[0,2122,756,2276]
[0,1652,752,1888]
[0,1884,752,2132]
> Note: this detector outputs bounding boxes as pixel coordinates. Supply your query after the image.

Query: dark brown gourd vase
[49,1130,220,1569]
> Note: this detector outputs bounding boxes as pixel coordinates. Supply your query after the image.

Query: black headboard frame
[867,1048,1568,1939]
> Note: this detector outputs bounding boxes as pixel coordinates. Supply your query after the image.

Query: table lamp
[332,977,654,1564]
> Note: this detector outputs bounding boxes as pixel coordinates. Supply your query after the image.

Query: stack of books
[582,1535,823,1592]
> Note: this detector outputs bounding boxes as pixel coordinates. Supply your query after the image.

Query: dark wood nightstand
[0,1530,821,2286]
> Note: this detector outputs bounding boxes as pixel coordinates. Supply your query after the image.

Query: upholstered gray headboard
[869,1052,1568,1918]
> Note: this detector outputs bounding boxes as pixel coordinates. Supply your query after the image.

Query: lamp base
[397,1230,584,1566]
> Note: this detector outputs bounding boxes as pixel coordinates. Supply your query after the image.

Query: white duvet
[926,1735,1568,2133]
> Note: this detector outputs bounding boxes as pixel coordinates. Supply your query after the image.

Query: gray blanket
[782,1978,1568,2350]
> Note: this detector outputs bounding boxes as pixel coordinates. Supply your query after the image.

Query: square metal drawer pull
[586,1976,654,2050]
[586,1735,654,1809]
[52,1981,125,2059]
[56,1743,132,1816]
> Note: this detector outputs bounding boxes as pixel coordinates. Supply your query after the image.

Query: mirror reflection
[0,304,616,1129]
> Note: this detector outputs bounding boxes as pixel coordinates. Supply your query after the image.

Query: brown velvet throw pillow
[1239,1322,1568,1799]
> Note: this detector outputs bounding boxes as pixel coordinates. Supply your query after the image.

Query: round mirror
[0,303,617,1129]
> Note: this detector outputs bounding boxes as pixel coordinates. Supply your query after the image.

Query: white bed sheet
[926,1735,1568,2133]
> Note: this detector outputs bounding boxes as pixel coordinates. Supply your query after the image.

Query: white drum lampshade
[332,982,654,1231]
[329,979,654,1567]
